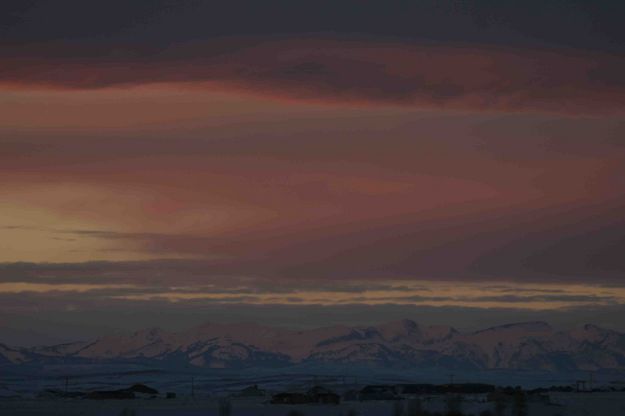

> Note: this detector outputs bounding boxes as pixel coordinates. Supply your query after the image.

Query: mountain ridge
[2,320,625,372]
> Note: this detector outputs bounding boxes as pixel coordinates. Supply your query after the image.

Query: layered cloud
[1,261,623,311]
[2,96,625,280]
[1,37,624,114]
[2,1,625,341]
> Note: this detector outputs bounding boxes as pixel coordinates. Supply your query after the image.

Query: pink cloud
[1,37,624,114]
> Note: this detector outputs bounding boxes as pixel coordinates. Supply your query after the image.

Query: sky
[1,0,625,345]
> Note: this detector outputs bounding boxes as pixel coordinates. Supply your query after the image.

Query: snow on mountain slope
[422,325,459,344]
[450,322,556,369]
[376,319,423,343]
[31,340,91,357]
[0,343,27,364]
[75,327,176,359]
[4,320,625,372]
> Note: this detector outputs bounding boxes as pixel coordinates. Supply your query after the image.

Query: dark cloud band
[2,38,624,114]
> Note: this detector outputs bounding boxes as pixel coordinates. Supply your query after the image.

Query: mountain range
[2,320,625,372]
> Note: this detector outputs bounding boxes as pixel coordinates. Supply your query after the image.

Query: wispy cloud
[1,262,623,312]
[1,37,624,114]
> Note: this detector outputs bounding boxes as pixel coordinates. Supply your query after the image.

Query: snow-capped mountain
[0,343,28,365]
[3,320,625,372]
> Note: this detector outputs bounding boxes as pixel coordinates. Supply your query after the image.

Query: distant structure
[357,383,495,401]
[307,386,340,404]
[85,383,159,400]
[127,384,158,396]
[270,392,310,404]
[236,384,267,398]
[575,380,588,392]
[270,386,340,404]
[358,385,400,401]
[85,390,135,400]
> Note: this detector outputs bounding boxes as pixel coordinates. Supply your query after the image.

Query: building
[270,392,310,404]
[236,384,267,398]
[307,386,340,404]
[359,385,400,401]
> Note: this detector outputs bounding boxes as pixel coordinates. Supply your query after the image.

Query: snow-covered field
[2,393,625,416]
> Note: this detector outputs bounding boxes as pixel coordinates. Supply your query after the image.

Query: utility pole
[191,376,195,398]
[449,373,455,385]
[65,376,68,393]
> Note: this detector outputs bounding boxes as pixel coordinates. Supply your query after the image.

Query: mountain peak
[375,319,421,342]
[132,327,164,341]
[422,325,458,342]
[379,319,419,330]
[569,323,617,343]
[582,323,606,332]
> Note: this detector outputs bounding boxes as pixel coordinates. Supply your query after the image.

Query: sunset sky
[2,0,625,345]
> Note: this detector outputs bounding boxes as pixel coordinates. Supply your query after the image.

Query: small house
[270,392,310,404]
[86,390,135,400]
[236,384,267,398]
[308,386,340,404]
[127,383,159,397]
[359,385,400,401]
